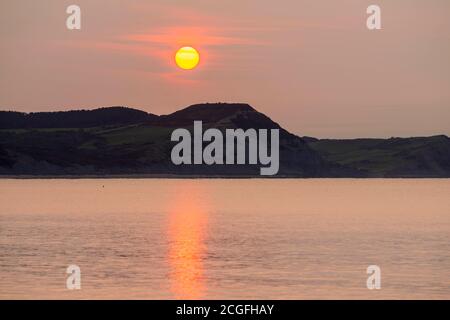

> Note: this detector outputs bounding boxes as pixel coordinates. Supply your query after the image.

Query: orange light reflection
[167,185,208,299]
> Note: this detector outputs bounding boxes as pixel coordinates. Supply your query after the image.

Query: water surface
[0,179,449,299]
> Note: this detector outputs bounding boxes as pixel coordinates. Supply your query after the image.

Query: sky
[0,0,449,138]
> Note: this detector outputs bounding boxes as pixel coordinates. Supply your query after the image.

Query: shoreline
[0,175,448,179]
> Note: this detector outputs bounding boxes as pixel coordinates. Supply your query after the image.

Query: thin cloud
[124,26,266,48]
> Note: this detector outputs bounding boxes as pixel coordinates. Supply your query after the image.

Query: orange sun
[175,46,200,70]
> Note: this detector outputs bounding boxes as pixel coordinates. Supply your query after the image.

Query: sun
[175,46,200,70]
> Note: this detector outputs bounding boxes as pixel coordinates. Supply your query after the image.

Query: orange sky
[0,0,449,138]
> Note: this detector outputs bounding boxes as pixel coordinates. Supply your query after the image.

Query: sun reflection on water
[167,184,209,299]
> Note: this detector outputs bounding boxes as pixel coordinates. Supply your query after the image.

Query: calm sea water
[0,179,449,299]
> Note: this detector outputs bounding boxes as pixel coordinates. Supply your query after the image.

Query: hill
[0,104,448,177]
[308,135,450,177]
[0,107,157,129]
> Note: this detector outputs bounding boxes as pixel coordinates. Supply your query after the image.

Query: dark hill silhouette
[308,135,450,177]
[0,107,156,129]
[0,103,448,177]
[154,103,337,176]
[158,103,254,125]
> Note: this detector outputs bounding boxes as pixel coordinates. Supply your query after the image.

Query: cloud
[124,26,265,48]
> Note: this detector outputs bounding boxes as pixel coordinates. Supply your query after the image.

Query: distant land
[0,103,449,178]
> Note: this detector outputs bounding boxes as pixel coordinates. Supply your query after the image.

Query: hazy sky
[1,0,449,138]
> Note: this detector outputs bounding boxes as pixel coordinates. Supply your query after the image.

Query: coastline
[1,175,448,179]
